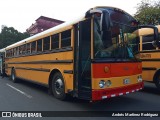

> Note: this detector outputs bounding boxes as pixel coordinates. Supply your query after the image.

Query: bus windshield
[94,9,139,61]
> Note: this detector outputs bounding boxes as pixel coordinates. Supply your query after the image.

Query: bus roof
[4,6,135,50]
[0,48,5,53]
[135,25,160,36]
[5,15,85,50]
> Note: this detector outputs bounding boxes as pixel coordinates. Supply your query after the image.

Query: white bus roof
[0,48,5,53]
[5,15,85,50]
[135,25,160,36]
[5,6,135,50]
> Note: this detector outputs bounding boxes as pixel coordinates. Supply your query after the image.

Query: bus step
[78,90,91,100]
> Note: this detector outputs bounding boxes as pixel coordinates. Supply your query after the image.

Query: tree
[0,26,30,49]
[134,0,160,25]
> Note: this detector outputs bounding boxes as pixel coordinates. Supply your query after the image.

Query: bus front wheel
[11,68,18,83]
[52,72,66,100]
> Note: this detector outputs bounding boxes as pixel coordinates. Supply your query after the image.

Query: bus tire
[51,72,66,100]
[154,73,160,91]
[11,68,18,83]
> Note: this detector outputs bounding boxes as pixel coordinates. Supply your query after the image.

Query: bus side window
[14,48,16,57]
[43,36,50,51]
[6,51,7,57]
[11,49,13,57]
[31,41,36,53]
[6,50,8,57]
[61,29,71,48]
[26,43,31,54]
[8,50,10,57]
[12,49,14,57]
[7,50,9,57]
[22,44,26,55]
[9,50,11,57]
[37,39,42,52]
[51,34,59,49]
[19,46,23,55]
[16,47,19,56]
[142,35,156,50]
[10,49,13,57]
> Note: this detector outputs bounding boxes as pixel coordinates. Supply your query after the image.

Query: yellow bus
[130,25,160,90]
[2,6,146,101]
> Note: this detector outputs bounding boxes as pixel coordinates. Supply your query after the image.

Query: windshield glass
[94,14,139,61]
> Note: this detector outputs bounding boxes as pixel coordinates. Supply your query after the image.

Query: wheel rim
[54,78,64,95]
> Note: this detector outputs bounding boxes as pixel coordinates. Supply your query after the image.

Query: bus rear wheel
[51,72,66,100]
[11,68,18,83]
[155,74,160,91]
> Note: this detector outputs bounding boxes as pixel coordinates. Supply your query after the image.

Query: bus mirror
[100,11,113,31]
[85,9,113,31]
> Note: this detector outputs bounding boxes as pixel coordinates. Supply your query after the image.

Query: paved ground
[0,76,160,120]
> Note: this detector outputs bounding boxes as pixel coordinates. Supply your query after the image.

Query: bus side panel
[50,64,74,93]
[142,61,157,82]
[15,69,50,84]
[142,70,155,82]
[6,51,74,92]
[141,52,160,82]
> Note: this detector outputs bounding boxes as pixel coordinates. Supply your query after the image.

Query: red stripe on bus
[92,82,144,101]
[92,62,142,78]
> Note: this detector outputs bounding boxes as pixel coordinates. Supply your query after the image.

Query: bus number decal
[140,54,151,59]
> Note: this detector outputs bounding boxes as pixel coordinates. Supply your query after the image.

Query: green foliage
[134,0,160,25]
[0,26,30,49]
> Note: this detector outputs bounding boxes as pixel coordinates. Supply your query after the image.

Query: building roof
[26,16,64,35]
[36,16,64,23]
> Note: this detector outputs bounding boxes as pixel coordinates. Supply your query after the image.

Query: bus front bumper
[92,82,144,101]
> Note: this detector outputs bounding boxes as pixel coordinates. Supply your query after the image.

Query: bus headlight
[106,80,112,87]
[137,75,142,82]
[99,80,106,88]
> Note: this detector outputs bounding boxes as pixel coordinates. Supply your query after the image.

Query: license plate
[123,78,130,85]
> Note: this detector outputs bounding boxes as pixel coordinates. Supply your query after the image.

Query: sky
[0,0,144,33]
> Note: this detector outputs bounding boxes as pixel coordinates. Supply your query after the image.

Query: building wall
[26,16,64,36]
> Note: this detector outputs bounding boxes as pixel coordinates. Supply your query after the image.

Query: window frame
[31,41,37,53]
[142,34,156,51]
[51,33,60,50]
[61,29,71,48]
[37,39,43,52]
[43,36,51,51]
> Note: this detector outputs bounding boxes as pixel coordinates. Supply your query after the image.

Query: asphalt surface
[0,76,160,120]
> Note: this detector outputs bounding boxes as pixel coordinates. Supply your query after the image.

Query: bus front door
[74,19,92,100]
